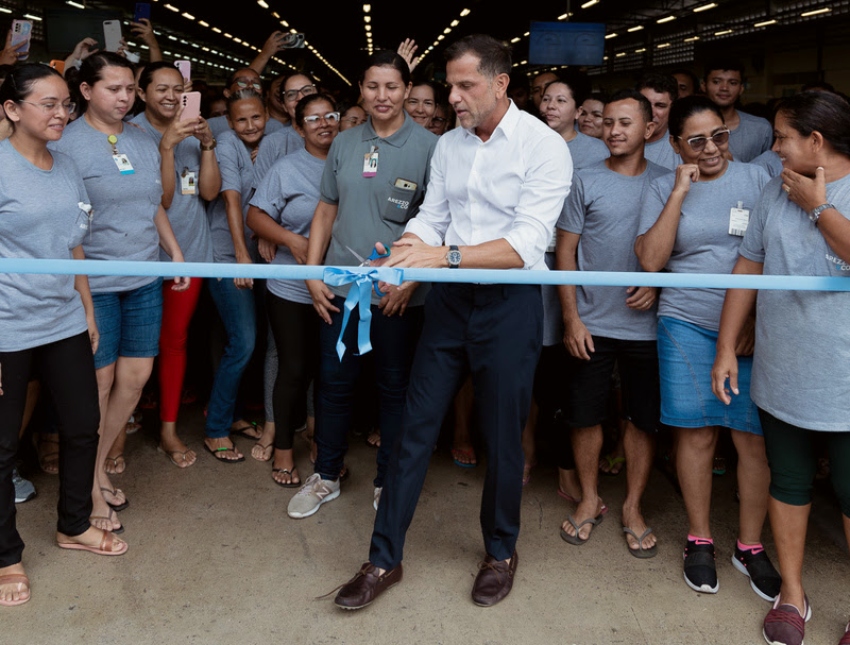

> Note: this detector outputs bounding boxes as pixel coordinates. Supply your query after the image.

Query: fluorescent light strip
[627,25,644,32]
[581,0,599,8]
[801,7,831,17]
[714,29,733,36]
[605,32,618,39]
[693,2,717,12]
[66,0,85,8]
[754,19,777,27]
[657,15,676,23]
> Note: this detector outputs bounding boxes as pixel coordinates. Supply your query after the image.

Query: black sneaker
[732,545,781,602]
[683,539,719,593]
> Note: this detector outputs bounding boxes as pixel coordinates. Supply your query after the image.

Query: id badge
[181,168,197,195]
[112,153,135,175]
[363,145,378,177]
[729,202,749,236]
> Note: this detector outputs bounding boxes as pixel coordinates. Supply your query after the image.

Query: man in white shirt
[333,34,572,611]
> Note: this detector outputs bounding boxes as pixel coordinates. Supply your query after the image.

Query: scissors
[345,244,391,297]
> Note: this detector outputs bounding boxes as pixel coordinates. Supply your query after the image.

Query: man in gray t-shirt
[703,60,772,162]
[638,73,683,171]
[555,90,669,556]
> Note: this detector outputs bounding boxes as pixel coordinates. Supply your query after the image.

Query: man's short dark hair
[445,34,512,78]
[703,58,745,81]
[607,88,653,124]
[636,72,679,102]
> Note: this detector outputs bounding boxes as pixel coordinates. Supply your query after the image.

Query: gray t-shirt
[566,131,609,170]
[750,150,783,179]
[0,140,90,351]
[740,175,850,431]
[729,111,773,163]
[52,117,163,293]
[131,112,213,263]
[320,113,438,306]
[206,129,257,263]
[208,114,284,139]
[644,132,682,171]
[254,125,305,187]
[250,148,323,304]
[558,160,670,341]
[638,161,770,330]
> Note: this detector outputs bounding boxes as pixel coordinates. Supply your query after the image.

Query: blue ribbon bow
[323,266,404,361]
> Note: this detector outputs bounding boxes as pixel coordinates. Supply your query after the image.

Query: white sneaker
[13,468,37,504]
[287,473,340,519]
[373,487,382,511]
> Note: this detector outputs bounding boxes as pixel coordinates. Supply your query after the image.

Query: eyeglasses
[430,116,447,124]
[678,129,730,152]
[303,111,340,124]
[18,100,77,114]
[284,84,317,101]
[234,80,262,91]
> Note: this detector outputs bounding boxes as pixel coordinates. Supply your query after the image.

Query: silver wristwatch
[809,203,834,225]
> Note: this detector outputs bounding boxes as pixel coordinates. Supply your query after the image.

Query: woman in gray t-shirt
[247,93,340,486]
[713,91,850,645]
[636,96,778,601]
[0,65,128,607]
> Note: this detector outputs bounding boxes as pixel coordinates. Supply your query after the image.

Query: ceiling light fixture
[605,32,618,39]
[714,29,733,35]
[801,7,831,17]
[581,0,599,8]
[657,15,676,23]
[754,19,777,27]
[65,0,85,8]
[693,2,717,12]
[627,25,644,32]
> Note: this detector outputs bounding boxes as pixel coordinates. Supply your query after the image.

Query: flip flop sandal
[599,454,625,476]
[100,487,129,512]
[272,468,301,488]
[205,443,245,463]
[90,508,124,534]
[104,454,126,475]
[57,530,128,556]
[35,435,60,475]
[229,422,262,440]
[0,573,31,606]
[157,445,196,468]
[560,512,605,546]
[451,447,477,468]
[623,526,658,559]
[251,443,273,462]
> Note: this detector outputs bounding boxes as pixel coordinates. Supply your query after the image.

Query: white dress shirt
[405,101,573,270]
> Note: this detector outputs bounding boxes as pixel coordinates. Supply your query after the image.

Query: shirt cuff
[404,218,443,247]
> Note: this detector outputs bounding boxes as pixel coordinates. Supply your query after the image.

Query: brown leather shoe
[471,551,518,607]
[334,562,403,610]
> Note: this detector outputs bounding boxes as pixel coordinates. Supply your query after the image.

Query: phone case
[10,20,32,60]
[180,92,202,121]
[174,60,191,83]
[103,20,122,53]
[134,3,151,23]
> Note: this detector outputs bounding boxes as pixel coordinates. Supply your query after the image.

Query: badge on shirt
[112,153,135,175]
[729,201,750,236]
[181,168,197,195]
[363,145,378,178]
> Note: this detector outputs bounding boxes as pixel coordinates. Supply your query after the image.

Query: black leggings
[759,408,850,517]
[266,293,319,451]
[0,332,100,567]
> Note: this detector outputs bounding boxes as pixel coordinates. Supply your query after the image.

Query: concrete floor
[5,406,850,645]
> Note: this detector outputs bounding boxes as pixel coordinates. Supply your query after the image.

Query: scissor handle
[367,245,391,262]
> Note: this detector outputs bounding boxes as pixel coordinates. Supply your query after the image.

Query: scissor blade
[345,245,369,266]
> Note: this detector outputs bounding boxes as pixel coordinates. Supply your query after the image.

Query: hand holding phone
[9,20,33,62]
[180,92,202,122]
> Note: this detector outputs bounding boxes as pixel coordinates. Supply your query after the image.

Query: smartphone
[10,19,33,61]
[49,59,66,74]
[103,20,122,52]
[174,60,191,83]
[281,33,305,49]
[180,91,201,121]
[133,3,151,23]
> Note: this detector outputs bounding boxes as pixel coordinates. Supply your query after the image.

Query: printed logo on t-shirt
[388,196,410,210]
[825,252,850,271]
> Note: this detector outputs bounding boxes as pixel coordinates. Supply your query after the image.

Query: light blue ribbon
[322,266,404,360]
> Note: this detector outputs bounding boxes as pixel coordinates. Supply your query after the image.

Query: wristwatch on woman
[446,244,462,268]
[809,203,834,225]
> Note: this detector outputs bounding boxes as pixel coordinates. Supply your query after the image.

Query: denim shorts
[91,278,163,369]
[657,316,761,435]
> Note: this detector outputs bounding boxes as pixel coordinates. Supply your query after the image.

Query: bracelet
[200,138,217,151]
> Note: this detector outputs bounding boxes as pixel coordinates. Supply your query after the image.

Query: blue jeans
[91,278,163,369]
[314,298,422,487]
[206,278,257,438]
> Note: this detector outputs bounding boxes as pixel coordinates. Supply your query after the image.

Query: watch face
[448,249,462,266]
